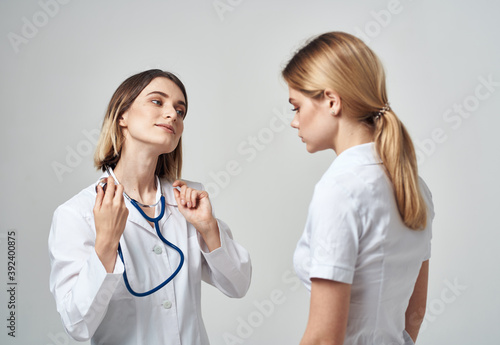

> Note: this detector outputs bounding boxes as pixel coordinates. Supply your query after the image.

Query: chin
[159,140,180,154]
[306,145,318,154]
[306,143,330,154]
[160,146,178,155]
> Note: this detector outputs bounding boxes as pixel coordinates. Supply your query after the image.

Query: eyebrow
[147,91,187,107]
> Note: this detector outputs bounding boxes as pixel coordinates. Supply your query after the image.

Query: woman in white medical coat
[48,69,251,345]
[282,32,434,345]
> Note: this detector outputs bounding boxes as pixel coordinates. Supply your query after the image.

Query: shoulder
[182,179,204,190]
[418,177,433,199]
[310,171,363,223]
[418,176,435,219]
[50,183,98,239]
[315,165,382,206]
[159,178,204,190]
[312,162,393,231]
[53,183,96,219]
[313,172,352,204]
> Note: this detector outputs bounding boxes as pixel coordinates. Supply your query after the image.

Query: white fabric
[293,142,433,345]
[49,176,251,345]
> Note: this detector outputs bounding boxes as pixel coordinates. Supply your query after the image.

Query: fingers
[187,188,196,208]
[172,180,209,209]
[114,184,125,203]
[173,180,187,207]
[93,177,128,246]
[172,180,186,188]
[176,184,190,207]
[104,176,116,202]
[94,177,125,213]
[173,185,181,203]
[198,190,209,201]
[94,184,105,213]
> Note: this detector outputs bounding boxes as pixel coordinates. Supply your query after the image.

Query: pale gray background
[1,0,499,344]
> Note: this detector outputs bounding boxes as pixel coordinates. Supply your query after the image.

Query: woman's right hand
[93,176,129,272]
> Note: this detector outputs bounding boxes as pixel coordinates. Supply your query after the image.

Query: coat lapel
[159,179,178,229]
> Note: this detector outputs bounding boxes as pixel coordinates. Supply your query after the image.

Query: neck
[332,119,374,155]
[113,145,159,205]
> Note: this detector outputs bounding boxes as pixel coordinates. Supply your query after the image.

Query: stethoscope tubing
[101,166,185,297]
[118,196,185,297]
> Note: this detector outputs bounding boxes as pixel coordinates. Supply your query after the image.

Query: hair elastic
[375,102,390,119]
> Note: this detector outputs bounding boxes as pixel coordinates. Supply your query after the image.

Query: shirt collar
[328,142,383,173]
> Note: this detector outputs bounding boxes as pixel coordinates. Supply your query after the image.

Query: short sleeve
[307,181,362,284]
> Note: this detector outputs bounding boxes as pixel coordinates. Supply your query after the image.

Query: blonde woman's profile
[283,32,434,345]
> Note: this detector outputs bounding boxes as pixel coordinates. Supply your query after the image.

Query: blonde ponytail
[282,31,427,230]
[374,110,427,229]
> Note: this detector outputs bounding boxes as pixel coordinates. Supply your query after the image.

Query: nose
[291,113,299,129]
[163,105,178,120]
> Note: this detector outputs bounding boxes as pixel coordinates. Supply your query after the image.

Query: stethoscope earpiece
[95,177,108,193]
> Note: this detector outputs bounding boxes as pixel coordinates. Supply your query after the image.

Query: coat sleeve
[48,202,124,341]
[198,218,252,298]
[193,182,251,298]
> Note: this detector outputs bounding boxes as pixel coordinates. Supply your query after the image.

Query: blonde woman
[48,69,251,344]
[283,32,434,345]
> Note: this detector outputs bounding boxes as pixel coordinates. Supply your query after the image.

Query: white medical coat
[49,177,251,345]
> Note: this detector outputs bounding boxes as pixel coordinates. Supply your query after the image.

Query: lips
[156,124,175,134]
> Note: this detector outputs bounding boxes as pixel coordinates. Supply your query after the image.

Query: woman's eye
[176,109,185,118]
[152,100,162,106]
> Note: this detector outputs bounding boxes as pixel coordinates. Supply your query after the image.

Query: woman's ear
[118,112,128,128]
[324,89,342,116]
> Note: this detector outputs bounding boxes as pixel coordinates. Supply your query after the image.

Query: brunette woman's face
[288,87,338,153]
[120,77,186,155]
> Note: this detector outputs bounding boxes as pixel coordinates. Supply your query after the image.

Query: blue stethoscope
[99,166,184,297]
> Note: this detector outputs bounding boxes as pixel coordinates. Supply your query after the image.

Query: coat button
[153,245,162,254]
[162,300,172,309]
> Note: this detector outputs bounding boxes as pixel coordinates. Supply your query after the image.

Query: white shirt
[49,177,252,345]
[293,143,433,345]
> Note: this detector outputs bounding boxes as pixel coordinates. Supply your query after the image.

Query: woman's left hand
[172,180,221,250]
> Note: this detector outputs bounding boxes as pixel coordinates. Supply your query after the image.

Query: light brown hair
[282,32,427,230]
[94,69,187,182]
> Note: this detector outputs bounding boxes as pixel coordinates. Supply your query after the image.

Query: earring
[331,110,336,115]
